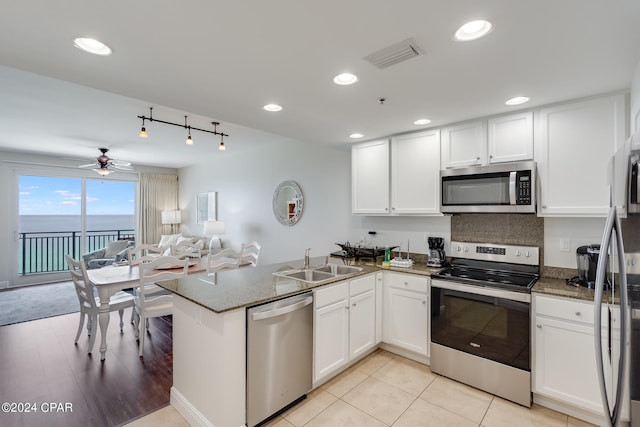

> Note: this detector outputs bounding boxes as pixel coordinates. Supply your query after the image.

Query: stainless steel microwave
[440,161,536,213]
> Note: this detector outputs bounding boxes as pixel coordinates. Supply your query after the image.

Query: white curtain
[138,173,179,244]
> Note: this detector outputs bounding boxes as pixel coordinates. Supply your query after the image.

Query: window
[18,175,135,276]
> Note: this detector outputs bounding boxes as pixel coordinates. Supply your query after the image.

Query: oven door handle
[431,279,530,303]
[509,171,517,205]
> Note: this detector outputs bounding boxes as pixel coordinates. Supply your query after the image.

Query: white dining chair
[66,254,134,354]
[239,241,261,266]
[205,249,240,274]
[127,243,162,267]
[134,255,188,357]
[170,240,202,259]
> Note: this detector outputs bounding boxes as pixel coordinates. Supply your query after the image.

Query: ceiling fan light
[139,126,148,138]
[93,167,112,176]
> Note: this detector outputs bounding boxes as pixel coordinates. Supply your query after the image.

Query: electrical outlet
[560,238,571,252]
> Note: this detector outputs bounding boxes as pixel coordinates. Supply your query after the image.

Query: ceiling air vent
[364,38,425,70]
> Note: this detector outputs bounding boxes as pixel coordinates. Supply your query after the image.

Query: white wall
[631,57,640,133]
[178,138,353,265]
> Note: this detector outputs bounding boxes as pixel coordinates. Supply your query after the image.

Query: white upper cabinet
[391,129,441,215]
[352,132,441,216]
[487,112,534,164]
[443,114,534,168]
[441,121,487,168]
[351,139,390,214]
[535,94,626,216]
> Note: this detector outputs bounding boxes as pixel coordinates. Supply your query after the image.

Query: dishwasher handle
[252,295,313,321]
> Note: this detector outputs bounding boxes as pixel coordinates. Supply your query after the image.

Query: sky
[19,175,135,215]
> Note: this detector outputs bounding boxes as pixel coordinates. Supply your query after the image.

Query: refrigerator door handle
[594,205,629,427]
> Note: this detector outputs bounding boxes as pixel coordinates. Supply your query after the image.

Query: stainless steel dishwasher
[246,292,313,427]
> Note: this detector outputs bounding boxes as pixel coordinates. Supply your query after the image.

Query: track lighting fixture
[139,117,148,138]
[137,107,228,149]
[185,116,194,145]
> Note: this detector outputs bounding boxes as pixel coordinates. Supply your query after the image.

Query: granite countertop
[532,276,597,302]
[158,256,378,314]
[158,253,605,314]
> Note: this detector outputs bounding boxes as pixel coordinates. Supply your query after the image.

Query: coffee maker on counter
[568,244,611,289]
[427,237,446,268]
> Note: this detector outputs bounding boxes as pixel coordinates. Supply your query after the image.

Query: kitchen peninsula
[159,257,377,427]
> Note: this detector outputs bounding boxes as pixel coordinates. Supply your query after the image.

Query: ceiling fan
[78,148,134,176]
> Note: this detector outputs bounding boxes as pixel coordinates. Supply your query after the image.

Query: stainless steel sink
[273,269,336,284]
[313,264,363,275]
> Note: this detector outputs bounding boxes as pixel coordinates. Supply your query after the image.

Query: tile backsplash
[451,214,543,246]
[450,214,573,279]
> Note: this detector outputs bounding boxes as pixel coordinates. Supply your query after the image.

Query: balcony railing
[19,229,135,275]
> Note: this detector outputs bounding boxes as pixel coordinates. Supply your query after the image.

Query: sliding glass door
[16,174,135,285]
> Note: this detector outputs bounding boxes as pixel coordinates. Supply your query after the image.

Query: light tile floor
[124,349,597,427]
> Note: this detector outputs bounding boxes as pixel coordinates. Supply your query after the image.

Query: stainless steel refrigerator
[595,132,640,426]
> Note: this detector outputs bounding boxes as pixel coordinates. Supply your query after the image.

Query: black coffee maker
[427,237,446,268]
[574,244,610,289]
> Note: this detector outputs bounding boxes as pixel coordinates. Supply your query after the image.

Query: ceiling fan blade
[111,159,132,167]
[78,163,97,168]
[113,164,134,171]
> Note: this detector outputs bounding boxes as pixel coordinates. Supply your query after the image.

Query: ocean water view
[20,214,135,233]
[18,215,136,275]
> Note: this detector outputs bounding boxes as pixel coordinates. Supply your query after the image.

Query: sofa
[157,233,222,256]
[82,239,135,269]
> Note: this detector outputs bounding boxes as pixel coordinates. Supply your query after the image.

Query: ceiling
[0,1,639,169]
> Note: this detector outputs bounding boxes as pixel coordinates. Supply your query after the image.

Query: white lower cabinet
[382,272,429,357]
[314,274,377,384]
[533,294,628,421]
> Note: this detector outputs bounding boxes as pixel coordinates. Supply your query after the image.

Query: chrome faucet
[304,248,311,269]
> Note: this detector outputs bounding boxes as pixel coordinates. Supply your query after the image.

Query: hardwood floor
[0,311,173,427]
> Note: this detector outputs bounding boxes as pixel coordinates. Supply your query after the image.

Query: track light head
[186,134,193,145]
[139,126,148,138]
[219,134,226,151]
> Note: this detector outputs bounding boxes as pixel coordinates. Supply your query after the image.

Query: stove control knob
[455,245,461,252]
[463,247,469,253]
[515,250,521,256]
[525,251,531,257]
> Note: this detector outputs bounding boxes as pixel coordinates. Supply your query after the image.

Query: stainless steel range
[430,241,539,407]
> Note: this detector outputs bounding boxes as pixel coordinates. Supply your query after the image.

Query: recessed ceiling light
[413,119,432,126]
[73,37,112,56]
[453,20,493,41]
[263,104,283,112]
[349,133,364,139]
[333,73,358,85]
[505,96,530,106]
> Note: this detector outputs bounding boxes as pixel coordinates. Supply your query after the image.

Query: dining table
[86,258,206,360]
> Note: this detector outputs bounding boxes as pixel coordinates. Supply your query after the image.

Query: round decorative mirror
[273,180,304,226]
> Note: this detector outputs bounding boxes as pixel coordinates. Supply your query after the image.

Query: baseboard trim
[170,386,217,427]
[533,393,611,426]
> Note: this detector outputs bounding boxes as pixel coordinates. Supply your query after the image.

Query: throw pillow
[159,233,182,251]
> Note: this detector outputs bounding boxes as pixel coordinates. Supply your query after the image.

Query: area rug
[0,281,79,326]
